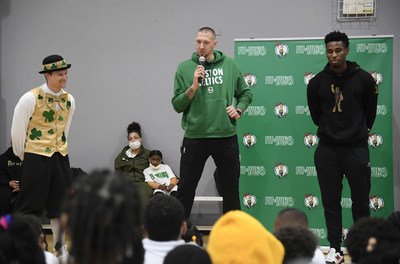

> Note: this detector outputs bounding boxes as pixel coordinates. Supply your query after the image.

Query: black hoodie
[307,61,378,147]
[0,147,22,187]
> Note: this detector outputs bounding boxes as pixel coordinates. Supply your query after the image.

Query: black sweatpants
[176,135,241,219]
[314,145,371,250]
[15,152,71,219]
[0,186,17,215]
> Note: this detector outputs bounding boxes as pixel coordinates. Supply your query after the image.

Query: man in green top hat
[11,54,75,263]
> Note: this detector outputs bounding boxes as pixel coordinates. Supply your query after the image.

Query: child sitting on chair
[144,150,178,196]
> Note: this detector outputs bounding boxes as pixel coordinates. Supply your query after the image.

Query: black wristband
[236,110,242,116]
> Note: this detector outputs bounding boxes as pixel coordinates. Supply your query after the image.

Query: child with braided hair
[61,169,144,264]
[0,214,46,264]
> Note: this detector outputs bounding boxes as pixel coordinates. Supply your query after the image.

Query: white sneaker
[53,244,69,264]
[325,248,344,264]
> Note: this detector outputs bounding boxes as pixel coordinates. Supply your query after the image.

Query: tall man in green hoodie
[307,31,378,264]
[172,27,252,219]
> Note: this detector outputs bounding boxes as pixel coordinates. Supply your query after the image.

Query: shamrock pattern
[58,116,63,122]
[45,147,51,153]
[62,132,66,144]
[48,129,54,135]
[29,128,42,140]
[67,100,71,110]
[43,110,55,122]
[61,98,66,103]
[38,94,43,100]
[48,98,54,103]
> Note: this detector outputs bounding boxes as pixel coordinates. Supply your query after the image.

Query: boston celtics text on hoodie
[172,51,253,138]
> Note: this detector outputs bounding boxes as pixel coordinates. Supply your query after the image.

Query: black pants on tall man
[315,145,371,250]
[176,135,241,219]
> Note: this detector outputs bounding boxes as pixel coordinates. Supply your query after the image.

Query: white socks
[50,218,65,250]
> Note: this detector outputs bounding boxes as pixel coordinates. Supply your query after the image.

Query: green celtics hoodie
[172,51,252,138]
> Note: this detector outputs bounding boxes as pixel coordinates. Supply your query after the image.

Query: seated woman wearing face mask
[115,121,153,209]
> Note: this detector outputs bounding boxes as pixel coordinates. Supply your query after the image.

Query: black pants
[0,186,18,215]
[176,136,241,219]
[15,152,71,219]
[314,145,371,250]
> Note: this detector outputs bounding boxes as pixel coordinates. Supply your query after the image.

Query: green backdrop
[235,36,393,247]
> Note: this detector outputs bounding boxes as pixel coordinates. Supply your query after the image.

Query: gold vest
[24,87,71,157]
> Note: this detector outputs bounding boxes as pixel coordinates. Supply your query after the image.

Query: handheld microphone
[198,56,205,84]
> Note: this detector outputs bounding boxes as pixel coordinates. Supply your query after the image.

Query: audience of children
[274,226,318,264]
[142,195,186,264]
[344,216,400,264]
[207,210,285,264]
[143,150,178,196]
[24,214,59,264]
[273,208,325,264]
[61,169,144,264]
[181,218,204,247]
[164,244,211,264]
[1,159,399,264]
[0,214,46,263]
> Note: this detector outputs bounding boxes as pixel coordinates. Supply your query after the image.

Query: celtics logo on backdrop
[243,193,257,209]
[341,227,349,242]
[275,43,289,58]
[304,133,318,149]
[274,163,289,179]
[370,71,383,85]
[243,133,257,148]
[304,72,316,85]
[369,195,384,211]
[244,73,257,87]
[368,133,383,149]
[274,103,288,118]
[304,194,319,210]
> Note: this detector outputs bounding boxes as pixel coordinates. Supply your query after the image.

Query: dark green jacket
[114,145,150,182]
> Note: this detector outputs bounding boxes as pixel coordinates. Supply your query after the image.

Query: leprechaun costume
[11,55,75,263]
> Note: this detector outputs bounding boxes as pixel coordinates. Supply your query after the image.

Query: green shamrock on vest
[61,98,66,103]
[45,147,51,153]
[62,132,66,144]
[67,100,71,110]
[38,94,43,100]
[58,115,63,122]
[43,110,55,122]
[48,129,54,135]
[29,128,42,140]
[48,98,54,103]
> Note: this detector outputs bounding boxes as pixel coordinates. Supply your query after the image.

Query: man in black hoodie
[0,143,22,215]
[307,31,378,264]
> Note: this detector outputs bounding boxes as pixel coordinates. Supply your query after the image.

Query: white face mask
[150,163,161,170]
[129,141,141,150]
